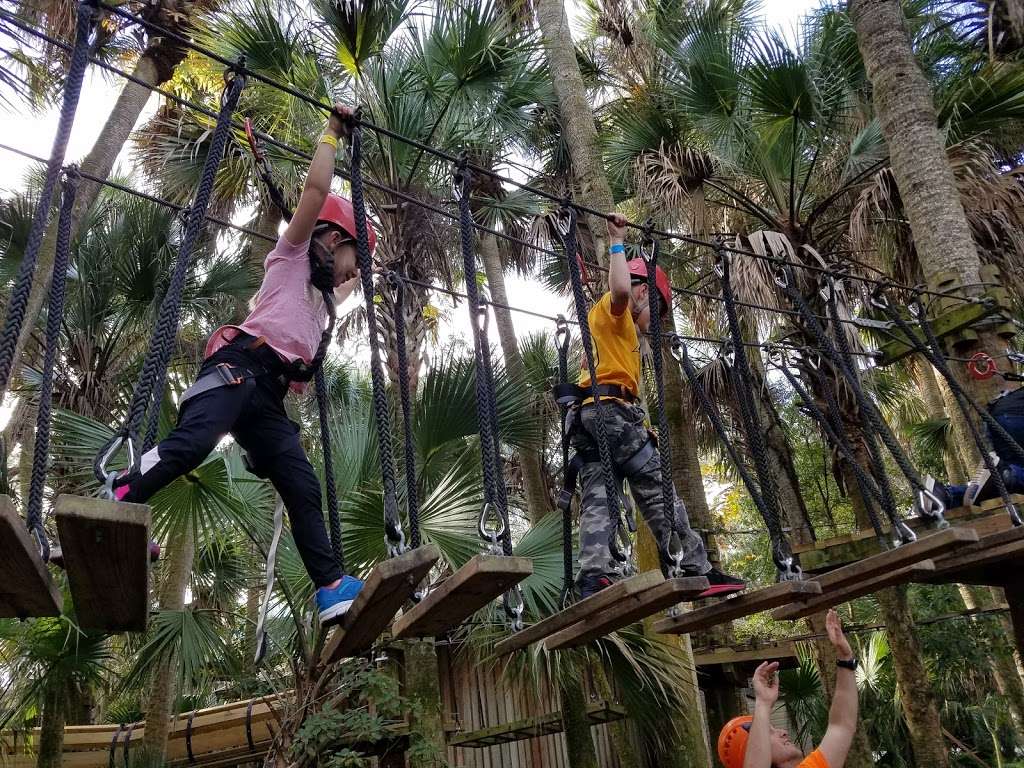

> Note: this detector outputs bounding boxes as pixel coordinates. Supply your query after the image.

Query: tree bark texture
[560,680,599,768]
[37,680,68,768]
[533,0,616,262]
[142,524,197,761]
[478,232,553,521]
[403,640,447,768]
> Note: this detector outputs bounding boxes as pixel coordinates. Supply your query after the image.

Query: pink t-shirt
[205,234,330,393]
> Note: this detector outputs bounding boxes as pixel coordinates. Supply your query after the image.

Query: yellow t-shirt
[578,292,641,398]
[799,749,829,768]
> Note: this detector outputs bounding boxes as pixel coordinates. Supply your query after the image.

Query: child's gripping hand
[751,661,780,706]
[327,102,354,139]
[607,212,628,243]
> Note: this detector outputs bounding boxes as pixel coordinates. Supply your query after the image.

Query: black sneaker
[578,574,614,600]
[691,567,745,598]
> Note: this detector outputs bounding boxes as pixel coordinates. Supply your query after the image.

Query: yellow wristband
[320,133,339,151]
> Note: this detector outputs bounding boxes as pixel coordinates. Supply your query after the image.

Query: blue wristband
[609,243,625,255]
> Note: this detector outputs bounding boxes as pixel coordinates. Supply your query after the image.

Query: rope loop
[477,502,507,554]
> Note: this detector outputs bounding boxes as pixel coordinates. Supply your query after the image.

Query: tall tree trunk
[561,682,599,768]
[402,640,447,768]
[478,232,552,520]
[533,0,616,262]
[141,524,197,762]
[37,680,68,768]
[850,0,1010,413]
[9,47,185,393]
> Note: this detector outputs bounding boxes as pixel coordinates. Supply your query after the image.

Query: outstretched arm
[606,213,631,314]
[818,609,858,768]
[743,661,779,768]
[283,103,352,247]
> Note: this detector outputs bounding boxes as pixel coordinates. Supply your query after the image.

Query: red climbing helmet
[317,193,377,254]
[718,716,753,768]
[627,259,671,313]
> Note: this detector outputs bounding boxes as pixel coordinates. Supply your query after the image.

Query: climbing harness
[453,156,523,630]
[253,499,285,664]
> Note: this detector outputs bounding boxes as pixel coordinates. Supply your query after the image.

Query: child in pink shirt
[115,105,370,625]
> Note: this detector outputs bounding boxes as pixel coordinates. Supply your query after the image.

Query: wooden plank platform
[55,494,150,632]
[493,570,664,656]
[773,561,937,621]
[392,554,533,640]
[544,576,709,651]
[321,545,440,663]
[811,527,978,592]
[0,495,62,619]
[446,701,627,748]
[693,639,799,667]
[654,580,822,636]
[920,526,1024,587]
[793,496,1021,573]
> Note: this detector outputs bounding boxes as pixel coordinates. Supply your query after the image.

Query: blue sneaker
[316,575,364,626]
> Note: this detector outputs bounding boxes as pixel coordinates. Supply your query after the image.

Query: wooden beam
[811,527,977,592]
[544,577,709,651]
[321,545,440,664]
[0,495,62,619]
[55,494,150,632]
[492,570,664,656]
[654,581,822,636]
[446,702,627,748]
[693,640,798,667]
[391,554,533,640]
[772,561,937,621]
[921,526,1024,586]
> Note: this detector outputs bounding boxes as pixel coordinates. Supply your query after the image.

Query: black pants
[123,343,342,587]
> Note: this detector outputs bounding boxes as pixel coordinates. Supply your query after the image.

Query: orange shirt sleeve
[798,749,830,768]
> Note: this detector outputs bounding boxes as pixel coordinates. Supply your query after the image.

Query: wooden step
[772,561,937,621]
[322,545,440,664]
[493,570,664,656]
[812,527,978,592]
[55,494,151,632]
[391,554,533,640]
[654,580,822,636]
[544,576,709,651]
[0,495,62,618]
[923,526,1024,587]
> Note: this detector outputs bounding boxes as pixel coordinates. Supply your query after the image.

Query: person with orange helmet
[567,213,745,598]
[719,610,858,768]
[113,104,373,626]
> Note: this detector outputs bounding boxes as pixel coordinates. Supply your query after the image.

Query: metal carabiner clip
[478,502,507,555]
[95,432,138,499]
[503,584,525,632]
[893,519,918,546]
[773,266,790,289]
[555,314,570,353]
[555,203,575,238]
[776,555,803,582]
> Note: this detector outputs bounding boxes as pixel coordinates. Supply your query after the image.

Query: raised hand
[607,212,628,242]
[327,102,353,139]
[826,609,854,660]
[751,661,780,706]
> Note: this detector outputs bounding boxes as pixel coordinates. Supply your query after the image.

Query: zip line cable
[18,0,999,306]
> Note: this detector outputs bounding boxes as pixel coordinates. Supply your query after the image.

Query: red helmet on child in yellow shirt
[627,259,671,313]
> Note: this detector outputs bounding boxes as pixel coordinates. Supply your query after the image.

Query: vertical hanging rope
[26,168,79,560]
[452,159,512,556]
[641,232,683,561]
[717,252,795,575]
[778,271,912,541]
[349,117,406,556]
[0,0,97,396]
[557,205,624,543]
[390,271,421,550]
[94,65,247,484]
[138,69,248,454]
[555,316,574,600]
[315,367,345,571]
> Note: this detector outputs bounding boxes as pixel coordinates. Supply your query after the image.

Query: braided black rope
[555,317,574,598]
[0,0,96,396]
[26,169,79,560]
[315,367,345,571]
[772,353,886,540]
[349,120,405,554]
[718,253,794,573]
[390,271,421,549]
[136,71,247,454]
[557,205,623,540]
[641,234,681,548]
[883,296,1022,525]
[453,160,512,556]
[779,273,909,537]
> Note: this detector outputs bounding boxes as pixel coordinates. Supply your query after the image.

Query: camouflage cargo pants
[571,400,710,579]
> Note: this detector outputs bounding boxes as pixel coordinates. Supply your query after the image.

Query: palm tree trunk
[37,680,68,768]
[561,681,599,768]
[533,0,616,262]
[402,640,446,768]
[478,232,552,521]
[850,0,1009,411]
[142,524,197,761]
[908,358,970,481]
[9,52,180,390]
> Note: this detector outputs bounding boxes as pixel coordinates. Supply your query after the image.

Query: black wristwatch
[836,657,858,671]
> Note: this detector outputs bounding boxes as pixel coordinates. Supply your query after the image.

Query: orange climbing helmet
[627,259,671,314]
[316,193,377,254]
[718,716,753,768]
